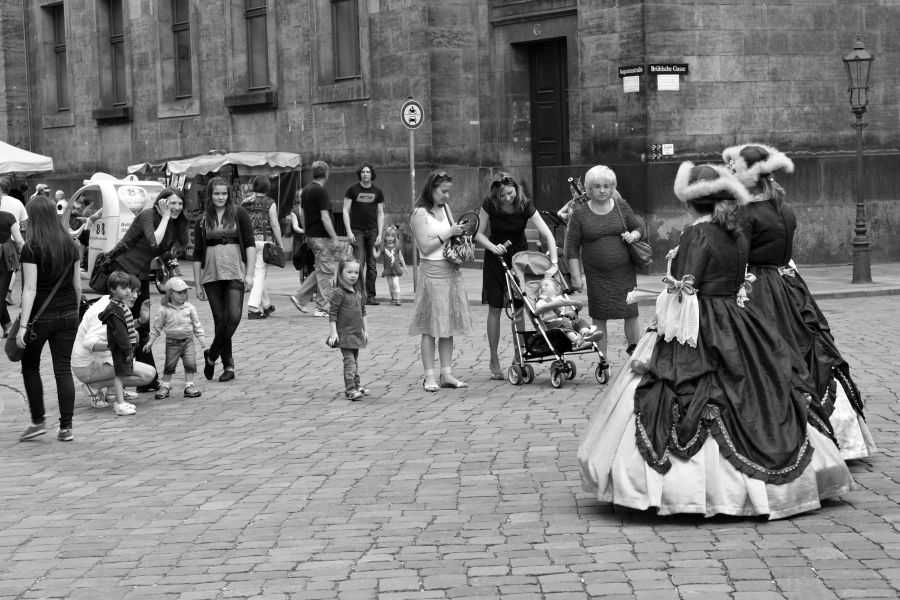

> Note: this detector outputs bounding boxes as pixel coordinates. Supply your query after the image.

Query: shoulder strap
[442,204,453,223]
[614,198,628,233]
[28,266,70,326]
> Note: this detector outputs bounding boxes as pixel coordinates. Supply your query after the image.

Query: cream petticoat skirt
[408,259,472,338]
[578,359,854,520]
[831,385,877,461]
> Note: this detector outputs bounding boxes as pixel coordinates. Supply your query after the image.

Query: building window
[109,0,126,105]
[172,0,192,98]
[50,4,69,111]
[331,0,360,81]
[245,0,269,89]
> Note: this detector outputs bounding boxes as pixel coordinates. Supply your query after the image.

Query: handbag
[441,206,478,265]
[615,199,652,273]
[5,269,69,362]
[89,241,130,294]
[262,241,285,268]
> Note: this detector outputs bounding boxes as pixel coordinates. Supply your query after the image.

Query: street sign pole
[401,97,425,292]
[409,127,417,291]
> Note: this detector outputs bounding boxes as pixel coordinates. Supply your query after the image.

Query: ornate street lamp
[842,33,874,284]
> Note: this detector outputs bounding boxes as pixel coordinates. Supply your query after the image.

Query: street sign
[401,99,424,129]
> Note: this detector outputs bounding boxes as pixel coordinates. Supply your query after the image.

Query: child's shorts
[163,337,197,375]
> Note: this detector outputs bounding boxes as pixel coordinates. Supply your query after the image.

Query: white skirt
[578,361,854,520]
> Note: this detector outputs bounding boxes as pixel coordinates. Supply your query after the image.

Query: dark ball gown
[578,219,852,519]
[743,197,874,460]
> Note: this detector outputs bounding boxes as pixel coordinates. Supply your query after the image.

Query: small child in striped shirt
[98,271,141,413]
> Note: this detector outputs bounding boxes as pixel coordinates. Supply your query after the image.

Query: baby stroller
[503,251,610,388]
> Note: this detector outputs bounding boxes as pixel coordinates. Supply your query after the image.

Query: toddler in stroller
[535,278,603,350]
[505,251,610,387]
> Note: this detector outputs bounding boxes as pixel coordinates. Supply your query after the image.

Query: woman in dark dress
[578,163,851,519]
[723,143,874,460]
[108,188,189,392]
[474,172,558,380]
[565,165,644,358]
[0,207,24,338]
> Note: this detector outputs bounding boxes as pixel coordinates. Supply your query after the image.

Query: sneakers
[20,423,47,441]
[365,298,380,306]
[247,311,267,320]
[314,309,329,318]
[106,390,138,402]
[136,381,161,393]
[391,299,402,306]
[114,402,136,416]
[289,296,308,313]
[154,385,171,399]
[264,305,276,316]
[57,428,73,442]
[184,385,202,398]
[346,389,364,401]
[357,387,370,395]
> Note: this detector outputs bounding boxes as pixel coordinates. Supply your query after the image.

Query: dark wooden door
[529,39,569,212]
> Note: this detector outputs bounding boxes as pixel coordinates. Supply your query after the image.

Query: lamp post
[842,33,874,284]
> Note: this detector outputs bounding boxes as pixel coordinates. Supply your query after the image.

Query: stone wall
[3,0,899,265]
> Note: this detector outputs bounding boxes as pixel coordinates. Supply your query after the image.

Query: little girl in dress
[380,226,406,306]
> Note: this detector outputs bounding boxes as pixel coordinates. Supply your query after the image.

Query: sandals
[423,378,439,393]
[439,376,468,389]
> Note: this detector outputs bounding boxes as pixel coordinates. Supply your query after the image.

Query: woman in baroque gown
[578,162,852,519]
[722,143,875,460]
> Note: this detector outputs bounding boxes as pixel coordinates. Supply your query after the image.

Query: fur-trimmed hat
[721,143,794,188]
[673,162,752,205]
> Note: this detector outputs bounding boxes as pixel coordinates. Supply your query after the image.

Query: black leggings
[203,279,244,369]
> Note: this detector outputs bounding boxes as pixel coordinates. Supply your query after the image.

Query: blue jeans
[163,337,197,375]
[21,309,78,429]
[341,348,360,393]
[352,229,378,299]
[203,280,244,369]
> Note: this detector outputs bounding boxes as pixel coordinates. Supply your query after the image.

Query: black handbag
[89,241,129,294]
[5,269,69,362]
[262,241,285,268]
[615,199,652,273]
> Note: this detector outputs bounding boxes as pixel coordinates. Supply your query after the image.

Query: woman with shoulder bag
[565,165,644,359]
[105,188,189,393]
[408,170,472,392]
[17,196,82,442]
[242,175,283,319]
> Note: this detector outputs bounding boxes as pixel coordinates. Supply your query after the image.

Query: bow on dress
[662,274,696,303]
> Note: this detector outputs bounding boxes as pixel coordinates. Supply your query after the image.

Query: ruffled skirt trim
[578,365,853,520]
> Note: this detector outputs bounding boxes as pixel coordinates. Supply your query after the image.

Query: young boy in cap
[143,277,205,398]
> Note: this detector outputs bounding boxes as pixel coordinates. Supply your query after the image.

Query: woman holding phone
[107,188,189,392]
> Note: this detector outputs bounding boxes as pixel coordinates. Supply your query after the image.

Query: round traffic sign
[401,99,424,129]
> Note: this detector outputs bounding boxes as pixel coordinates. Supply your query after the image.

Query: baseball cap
[164,277,189,292]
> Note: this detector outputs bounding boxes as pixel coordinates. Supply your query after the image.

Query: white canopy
[0,140,54,174]
[128,151,301,178]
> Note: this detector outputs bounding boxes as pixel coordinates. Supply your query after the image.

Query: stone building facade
[0,0,898,265]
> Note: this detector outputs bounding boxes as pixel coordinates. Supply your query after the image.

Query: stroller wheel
[564,360,577,380]
[522,364,535,384]
[550,365,564,389]
[595,364,610,385]
[507,365,524,386]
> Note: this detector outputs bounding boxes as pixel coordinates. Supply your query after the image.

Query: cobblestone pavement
[0,288,898,600]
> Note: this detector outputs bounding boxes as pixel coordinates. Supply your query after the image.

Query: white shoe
[114,403,136,416]
[314,309,329,317]
[106,390,138,402]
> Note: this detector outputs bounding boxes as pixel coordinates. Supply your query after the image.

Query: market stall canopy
[0,140,54,174]
[127,151,301,178]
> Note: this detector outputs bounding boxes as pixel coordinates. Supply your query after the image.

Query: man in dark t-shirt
[342,163,384,304]
[291,161,348,316]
